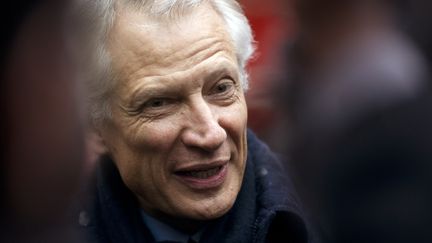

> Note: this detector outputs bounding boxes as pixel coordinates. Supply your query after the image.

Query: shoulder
[246,129,299,209]
[73,157,153,243]
[247,130,318,243]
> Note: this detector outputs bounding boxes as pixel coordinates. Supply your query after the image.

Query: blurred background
[242,0,432,242]
[240,0,297,150]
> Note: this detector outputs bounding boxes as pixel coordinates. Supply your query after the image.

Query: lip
[173,161,229,190]
[174,159,228,172]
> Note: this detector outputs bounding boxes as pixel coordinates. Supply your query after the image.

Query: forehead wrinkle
[132,35,234,77]
[122,41,235,95]
[113,9,236,78]
[157,36,228,68]
[140,50,235,85]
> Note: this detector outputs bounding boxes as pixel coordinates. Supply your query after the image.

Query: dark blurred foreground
[1,1,86,242]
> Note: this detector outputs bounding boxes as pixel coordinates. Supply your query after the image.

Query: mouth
[173,162,228,190]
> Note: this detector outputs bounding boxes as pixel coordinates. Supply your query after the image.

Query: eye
[141,98,174,111]
[212,80,235,95]
[216,83,231,93]
[145,98,166,108]
[136,97,176,119]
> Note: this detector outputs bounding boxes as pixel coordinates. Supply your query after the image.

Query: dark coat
[76,130,315,243]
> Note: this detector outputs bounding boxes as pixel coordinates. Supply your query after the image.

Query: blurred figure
[279,0,432,242]
[1,1,86,242]
[317,94,432,243]
[286,0,428,141]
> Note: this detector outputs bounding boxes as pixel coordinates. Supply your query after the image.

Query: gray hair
[68,0,255,125]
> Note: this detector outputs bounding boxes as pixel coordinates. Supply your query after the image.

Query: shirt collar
[140,210,204,243]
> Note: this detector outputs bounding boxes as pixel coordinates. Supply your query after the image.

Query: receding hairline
[108,0,235,43]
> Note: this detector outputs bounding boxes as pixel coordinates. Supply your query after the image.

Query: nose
[181,98,227,152]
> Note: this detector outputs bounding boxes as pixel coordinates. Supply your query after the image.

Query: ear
[85,129,109,163]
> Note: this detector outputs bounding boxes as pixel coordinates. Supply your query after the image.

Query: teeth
[185,166,221,179]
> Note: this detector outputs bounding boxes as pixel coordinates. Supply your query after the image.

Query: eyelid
[216,78,236,89]
[215,76,234,85]
[128,97,177,120]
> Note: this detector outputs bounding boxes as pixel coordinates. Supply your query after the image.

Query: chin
[188,191,239,220]
[168,170,243,221]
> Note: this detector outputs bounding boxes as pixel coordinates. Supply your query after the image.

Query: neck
[145,210,207,234]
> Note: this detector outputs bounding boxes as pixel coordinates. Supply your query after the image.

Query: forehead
[107,3,237,79]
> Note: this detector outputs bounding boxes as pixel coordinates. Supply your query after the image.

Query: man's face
[98,3,248,220]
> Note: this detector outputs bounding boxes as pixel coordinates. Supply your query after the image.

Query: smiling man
[71,0,312,242]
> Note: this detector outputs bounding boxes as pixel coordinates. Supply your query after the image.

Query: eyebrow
[203,65,238,84]
[127,82,176,109]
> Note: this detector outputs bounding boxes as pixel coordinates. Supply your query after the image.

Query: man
[71,0,313,242]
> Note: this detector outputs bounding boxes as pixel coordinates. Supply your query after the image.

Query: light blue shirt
[140,210,204,243]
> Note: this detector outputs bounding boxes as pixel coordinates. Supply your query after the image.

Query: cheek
[117,119,183,180]
[104,117,181,178]
[216,99,248,168]
[119,117,182,152]
[217,99,248,138]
